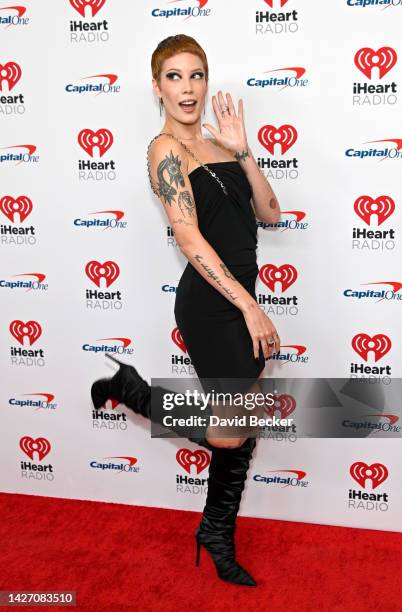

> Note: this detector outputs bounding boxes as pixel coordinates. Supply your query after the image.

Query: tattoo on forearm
[220,263,236,280]
[269,197,278,209]
[171,218,193,227]
[156,150,185,205]
[178,190,195,217]
[234,149,249,162]
[194,254,238,301]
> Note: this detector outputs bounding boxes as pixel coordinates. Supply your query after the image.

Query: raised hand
[202,90,249,154]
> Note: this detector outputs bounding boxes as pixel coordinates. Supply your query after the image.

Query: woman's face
[153,52,208,123]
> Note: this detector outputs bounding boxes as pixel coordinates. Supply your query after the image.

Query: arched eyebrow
[163,67,204,73]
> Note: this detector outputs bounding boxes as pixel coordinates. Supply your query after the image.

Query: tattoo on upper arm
[269,197,278,209]
[178,191,196,217]
[156,150,185,205]
[194,254,238,301]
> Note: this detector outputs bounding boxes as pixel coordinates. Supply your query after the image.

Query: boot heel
[195,536,201,567]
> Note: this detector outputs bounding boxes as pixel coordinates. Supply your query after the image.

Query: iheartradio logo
[264,394,296,419]
[259,263,297,292]
[10,320,42,345]
[78,128,113,158]
[263,0,289,6]
[176,448,210,475]
[20,436,51,461]
[85,260,119,288]
[351,333,391,362]
[354,47,397,80]
[0,195,33,223]
[354,195,395,226]
[349,461,388,489]
[0,61,21,91]
[69,0,106,18]
[258,124,298,155]
[171,327,186,353]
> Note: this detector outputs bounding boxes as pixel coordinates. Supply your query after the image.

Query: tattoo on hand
[156,150,185,205]
[234,149,249,162]
[194,254,238,301]
[220,263,236,280]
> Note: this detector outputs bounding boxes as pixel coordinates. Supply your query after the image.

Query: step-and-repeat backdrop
[1,0,401,532]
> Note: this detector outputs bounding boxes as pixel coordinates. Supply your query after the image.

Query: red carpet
[1,492,401,612]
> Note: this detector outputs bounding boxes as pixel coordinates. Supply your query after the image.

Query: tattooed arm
[148,135,258,313]
[233,144,281,224]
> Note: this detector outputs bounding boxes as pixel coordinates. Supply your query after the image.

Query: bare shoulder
[148,133,190,175]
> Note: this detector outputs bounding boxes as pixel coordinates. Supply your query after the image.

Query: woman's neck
[162,118,204,142]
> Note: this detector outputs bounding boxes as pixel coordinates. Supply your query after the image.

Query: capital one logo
[78,129,113,157]
[0,195,33,223]
[258,124,298,155]
[20,436,51,460]
[352,333,391,362]
[264,393,296,419]
[264,0,289,7]
[69,0,106,18]
[259,263,297,292]
[350,461,388,489]
[85,260,119,287]
[171,327,186,353]
[176,448,210,474]
[0,62,21,91]
[354,47,397,79]
[10,320,42,345]
[354,195,395,226]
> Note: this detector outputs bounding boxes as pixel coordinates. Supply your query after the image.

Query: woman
[91,34,281,587]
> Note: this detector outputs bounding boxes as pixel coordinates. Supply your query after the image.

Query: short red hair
[151,34,209,85]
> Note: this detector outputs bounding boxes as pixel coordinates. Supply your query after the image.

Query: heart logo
[350,461,388,489]
[20,436,51,461]
[264,0,289,7]
[351,333,391,362]
[264,393,296,418]
[176,448,210,474]
[354,47,397,79]
[77,128,113,158]
[0,195,33,223]
[10,320,42,345]
[0,62,21,91]
[259,263,298,292]
[69,0,106,18]
[171,327,186,353]
[258,124,297,155]
[85,260,120,288]
[353,195,395,226]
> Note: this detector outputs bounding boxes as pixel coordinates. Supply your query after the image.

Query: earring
[203,105,206,116]
[159,97,164,117]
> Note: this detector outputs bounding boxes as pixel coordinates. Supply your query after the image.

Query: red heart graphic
[176,448,210,474]
[350,461,388,489]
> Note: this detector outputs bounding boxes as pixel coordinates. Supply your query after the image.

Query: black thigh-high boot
[195,436,258,586]
[90,353,217,451]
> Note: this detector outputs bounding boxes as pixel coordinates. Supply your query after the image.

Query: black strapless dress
[174,160,265,395]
